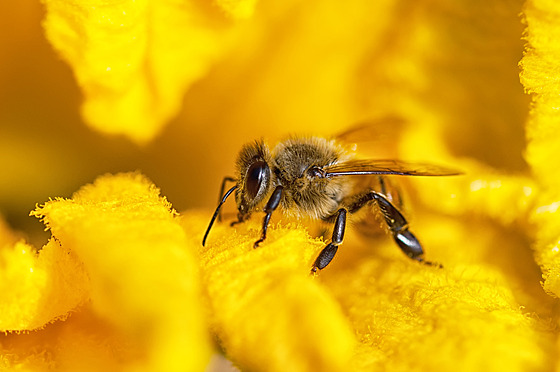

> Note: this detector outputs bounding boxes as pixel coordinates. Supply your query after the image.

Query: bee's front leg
[254,186,283,248]
[312,208,347,273]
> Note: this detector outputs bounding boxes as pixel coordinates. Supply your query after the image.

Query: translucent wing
[334,116,406,144]
[324,159,461,177]
[329,116,409,159]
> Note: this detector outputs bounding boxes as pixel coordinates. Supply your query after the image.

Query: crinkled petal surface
[321,238,554,371]
[182,214,356,372]
[0,239,89,331]
[41,0,254,143]
[520,0,560,298]
[1,173,211,371]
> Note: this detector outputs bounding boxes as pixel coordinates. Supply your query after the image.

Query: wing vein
[324,159,461,177]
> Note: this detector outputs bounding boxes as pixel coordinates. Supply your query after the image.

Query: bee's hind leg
[312,208,347,273]
[348,191,441,267]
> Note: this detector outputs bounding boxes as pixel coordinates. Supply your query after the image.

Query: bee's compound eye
[246,161,268,199]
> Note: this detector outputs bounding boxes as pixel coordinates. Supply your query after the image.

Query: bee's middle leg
[311,208,347,273]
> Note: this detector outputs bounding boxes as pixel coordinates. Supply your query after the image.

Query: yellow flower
[1,0,560,370]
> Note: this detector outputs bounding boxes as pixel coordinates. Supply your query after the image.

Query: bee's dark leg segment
[312,208,347,273]
[373,192,441,266]
[393,229,424,261]
[377,176,404,209]
[217,176,236,222]
[312,244,338,273]
[369,193,408,233]
[254,186,283,248]
[347,191,439,266]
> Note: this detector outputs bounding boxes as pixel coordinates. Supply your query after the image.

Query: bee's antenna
[202,185,238,246]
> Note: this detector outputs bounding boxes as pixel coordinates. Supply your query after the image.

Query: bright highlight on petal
[413,162,537,227]
[41,0,252,143]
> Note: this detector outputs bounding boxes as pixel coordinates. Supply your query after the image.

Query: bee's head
[235,140,273,216]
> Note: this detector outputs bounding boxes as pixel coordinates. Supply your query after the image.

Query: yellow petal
[182,213,356,372]
[412,161,537,228]
[519,0,560,297]
[2,308,142,370]
[322,242,552,371]
[0,239,89,331]
[29,173,211,371]
[41,0,249,143]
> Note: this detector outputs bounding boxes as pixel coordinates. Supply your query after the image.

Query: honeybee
[202,135,459,273]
